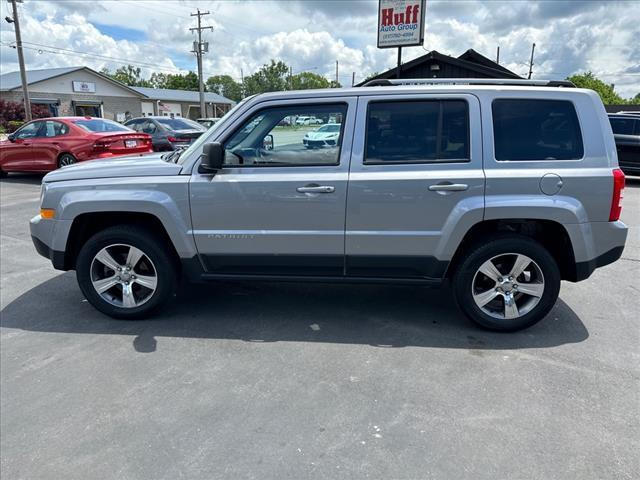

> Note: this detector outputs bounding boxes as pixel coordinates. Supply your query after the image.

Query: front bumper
[30,214,68,270]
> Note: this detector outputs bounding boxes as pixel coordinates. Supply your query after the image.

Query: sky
[0,0,639,98]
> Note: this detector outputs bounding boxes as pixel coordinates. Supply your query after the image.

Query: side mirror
[7,133,16,142]
[198,142,224,173]
[263,134,274,151]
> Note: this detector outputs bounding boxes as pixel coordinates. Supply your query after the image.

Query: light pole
[7,0,31,121]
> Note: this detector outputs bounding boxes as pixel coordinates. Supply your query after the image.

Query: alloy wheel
[471,253,545,320]
[90,243,158,308]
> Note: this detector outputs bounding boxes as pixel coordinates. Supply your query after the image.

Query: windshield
[176,99,249,165]
[317,124,341,132]
[73,119,130,133]
[156,117,205,131]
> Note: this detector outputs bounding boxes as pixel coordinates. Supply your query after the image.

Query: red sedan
[0,117,153,175]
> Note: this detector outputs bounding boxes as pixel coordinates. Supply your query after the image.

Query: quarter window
[609,117,636,135]
[224,104,347,167]
[365,100,470,164]
[492,99,584,161]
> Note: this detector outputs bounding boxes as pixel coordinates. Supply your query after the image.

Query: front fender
[50,185,197,258]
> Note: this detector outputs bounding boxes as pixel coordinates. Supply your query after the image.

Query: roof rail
[362,78,576,88]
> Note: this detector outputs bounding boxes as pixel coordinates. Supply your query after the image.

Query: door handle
[428,183,469,192]
[296,185,335,194]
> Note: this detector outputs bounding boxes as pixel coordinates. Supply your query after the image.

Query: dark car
[124,116,206,151]
[608,113,640,175]
[0,117,152,175]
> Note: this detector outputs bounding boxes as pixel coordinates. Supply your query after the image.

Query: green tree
[567,72,626,104]
[206,75,243,102]
[164,71,199,91]
[243,60,290,96]
[630,93,640,105]
[100,65,151,87]
[290,71,331,90]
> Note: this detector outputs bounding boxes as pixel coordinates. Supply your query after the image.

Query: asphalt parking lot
[1,174,639,480]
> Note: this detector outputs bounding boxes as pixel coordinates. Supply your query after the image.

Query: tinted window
[73,119,130,133]
[493,99,583,160]
[365,100,469,163]
[156,117,205,131]
[41,121,68,137]
[224,104,347,167]
[609,117,636,135]
[13,121,42,139]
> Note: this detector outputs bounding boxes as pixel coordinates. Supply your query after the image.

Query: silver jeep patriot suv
[30,79,628,331]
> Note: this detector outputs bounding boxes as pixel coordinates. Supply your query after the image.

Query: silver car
[31,79,628,331]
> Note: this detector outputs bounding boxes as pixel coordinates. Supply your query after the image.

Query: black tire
[452,235,561,332]
[76,225,178,319]
[57,153,76,169]
[0,169,7,178]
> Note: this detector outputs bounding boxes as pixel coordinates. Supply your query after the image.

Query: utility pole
[240,68,244,99]
[496,46,500,65]
[351,72,355,87]
[335,60,339,87]
[8,0,31,121]
[190,9,213,117]
[527,43,536,79]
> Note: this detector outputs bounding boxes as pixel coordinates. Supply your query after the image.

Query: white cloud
[0,0,638,97]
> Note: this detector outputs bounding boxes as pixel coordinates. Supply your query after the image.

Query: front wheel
[452,235,561,332]
[76,226,177,319]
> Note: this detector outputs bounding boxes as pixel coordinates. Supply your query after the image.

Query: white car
[303,123,341,148]
[295,116,323,126]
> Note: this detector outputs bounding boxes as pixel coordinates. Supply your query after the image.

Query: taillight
[167,136,189,143]
[609,168,625,221]
[92,140,111,152]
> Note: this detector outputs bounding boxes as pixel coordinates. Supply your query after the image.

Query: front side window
[13,121,42,139]
[365,100,469,164]
[492,99,584,161]
[223,104,347,167]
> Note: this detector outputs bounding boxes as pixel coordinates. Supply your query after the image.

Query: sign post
[377,0,426,79]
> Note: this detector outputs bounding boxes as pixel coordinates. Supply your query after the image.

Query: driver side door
[189,98,356,277]
[1,121,43,171]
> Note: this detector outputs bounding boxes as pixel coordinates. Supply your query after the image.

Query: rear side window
[492,99,584,161]
[609,117,636,135]
[365,100,469,164]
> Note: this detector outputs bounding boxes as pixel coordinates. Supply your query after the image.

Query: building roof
[0,66,146,97]
[132,86,234,105]
[0,66,234,104]
[358,49,521,85]
[0,66,82,91]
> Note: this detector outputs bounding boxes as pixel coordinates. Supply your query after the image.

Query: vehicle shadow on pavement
[1,272,589,353]
[0,173,44,186]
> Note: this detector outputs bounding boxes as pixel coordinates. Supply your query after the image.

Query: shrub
[0,99,50,131]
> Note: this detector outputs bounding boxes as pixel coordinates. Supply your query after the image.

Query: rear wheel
[57,153,76,168]
[76,226,177,319]
[452,235,560,332]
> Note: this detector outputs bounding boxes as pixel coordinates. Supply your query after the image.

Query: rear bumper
[574,246,625,281]
[566,220,627,281]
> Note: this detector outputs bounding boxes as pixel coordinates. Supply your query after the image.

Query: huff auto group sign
[377,0,426,48]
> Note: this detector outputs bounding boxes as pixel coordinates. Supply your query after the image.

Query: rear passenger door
[345,94,484,279]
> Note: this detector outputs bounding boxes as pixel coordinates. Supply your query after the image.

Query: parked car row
[0,117,153,175]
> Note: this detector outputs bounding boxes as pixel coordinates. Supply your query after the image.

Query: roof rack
[362,78,576,88]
